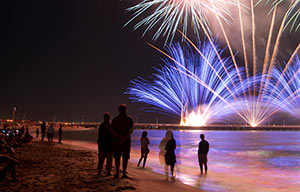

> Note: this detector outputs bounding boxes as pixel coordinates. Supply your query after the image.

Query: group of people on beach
[158,130,209,180]
[97,104,133,178]
[97,104,210,181]
[0,125,34,182]
[0,120,65,182]
[38,122,63,144]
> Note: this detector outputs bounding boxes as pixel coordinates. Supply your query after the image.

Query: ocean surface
[64,129,300,192]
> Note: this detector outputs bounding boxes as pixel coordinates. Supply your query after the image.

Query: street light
[12,107,17,126]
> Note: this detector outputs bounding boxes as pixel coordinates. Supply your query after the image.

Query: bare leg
[137,154,144,167]
[200,163,203,175]
[170,164,175,177]
[204,163,208,174]
[164,165,169,180]
[122,158,128,176]
[143,153,148,168]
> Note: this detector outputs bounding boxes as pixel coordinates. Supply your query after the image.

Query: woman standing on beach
[137,131,150,168]
[159,130,176,181]
[97,113,113,176]
[164,130,176,181]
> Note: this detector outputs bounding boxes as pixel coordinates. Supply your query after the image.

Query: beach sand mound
[0,142,138,192]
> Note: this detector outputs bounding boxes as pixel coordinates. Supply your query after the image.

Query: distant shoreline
[46,122,300,131]
[134,124,300,131]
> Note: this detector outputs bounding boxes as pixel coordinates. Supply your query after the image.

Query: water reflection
[131,130,300,191]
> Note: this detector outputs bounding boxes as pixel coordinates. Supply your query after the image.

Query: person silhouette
[36,127,39,138]
[159,130,172,178]
[97,113,113,176]
[111,104,133,179]
[58,125,63,143]
[198,134,209,175]
[137,131,150,168]
[41,121,46,142]
[163,130,176,181]
[47,124,54,143]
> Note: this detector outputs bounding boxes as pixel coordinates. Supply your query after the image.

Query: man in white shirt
[47,124,55,143]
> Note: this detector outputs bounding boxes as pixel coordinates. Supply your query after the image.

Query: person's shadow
[174,139,181,179]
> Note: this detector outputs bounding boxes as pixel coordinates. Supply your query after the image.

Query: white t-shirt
[48,126,54,134]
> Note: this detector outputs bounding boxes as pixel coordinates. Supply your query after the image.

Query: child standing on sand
[137,131,150,168]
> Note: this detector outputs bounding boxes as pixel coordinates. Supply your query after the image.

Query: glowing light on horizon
[250,122,257,127]
[180,107,209,126]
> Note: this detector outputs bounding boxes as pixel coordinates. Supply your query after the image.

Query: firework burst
[125,0,235,44]
[269,55,300,116]
[127,40,249,126]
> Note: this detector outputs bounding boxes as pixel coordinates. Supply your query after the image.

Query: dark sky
[1,1,300,124]
[0,0,176,123]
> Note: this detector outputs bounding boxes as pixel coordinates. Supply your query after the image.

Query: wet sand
[0,139,202,192]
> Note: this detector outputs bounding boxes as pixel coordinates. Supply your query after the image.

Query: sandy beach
[0,138,202,192]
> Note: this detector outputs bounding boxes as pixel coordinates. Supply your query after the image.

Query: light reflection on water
[131,130,300,191]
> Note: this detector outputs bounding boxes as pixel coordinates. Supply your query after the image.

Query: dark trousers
[98,152,112,174]
[41,133,45,141]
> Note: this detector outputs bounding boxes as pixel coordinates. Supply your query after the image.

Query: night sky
[1,0,172,123]
[1,1,300,124]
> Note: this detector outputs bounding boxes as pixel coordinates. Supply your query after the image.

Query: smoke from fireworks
[257,0,300,32]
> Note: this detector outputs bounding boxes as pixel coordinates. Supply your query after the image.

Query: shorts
[141,148,150,154]
[198,154,207,164]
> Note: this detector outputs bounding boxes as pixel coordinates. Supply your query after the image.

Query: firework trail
[230,73,277,127]
[127,40,250,126]
[269,55,300,117]
[257,0,300,32]
[125,0,235,44]
[124,0,300,126]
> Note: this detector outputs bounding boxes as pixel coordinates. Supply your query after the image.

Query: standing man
[198,134,209,175]
[58,125,63,144]
[36,127,39,138]
[111,104,134,178]
[47,124,55,143]
[41,121,46,142]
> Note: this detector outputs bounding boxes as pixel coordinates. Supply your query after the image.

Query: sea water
[131,130,300,192]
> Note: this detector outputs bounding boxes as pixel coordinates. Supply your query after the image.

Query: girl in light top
[159,130,175,180]
[137,131,150,168]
